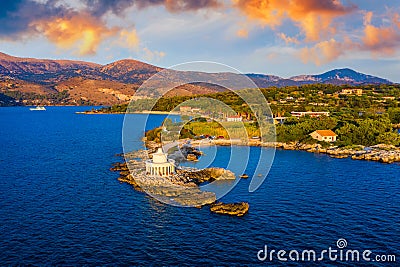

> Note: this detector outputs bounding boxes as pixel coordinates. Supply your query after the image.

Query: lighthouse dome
[152,148,168,163]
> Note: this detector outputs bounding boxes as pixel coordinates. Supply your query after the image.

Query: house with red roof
[310,130,337,142]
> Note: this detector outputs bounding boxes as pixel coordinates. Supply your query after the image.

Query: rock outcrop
[174,168,235,185]
[210,202,249,217]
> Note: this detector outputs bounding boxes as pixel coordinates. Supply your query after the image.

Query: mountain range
[0,52,393,106]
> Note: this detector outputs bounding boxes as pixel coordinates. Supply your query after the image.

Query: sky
[1,0,400,82]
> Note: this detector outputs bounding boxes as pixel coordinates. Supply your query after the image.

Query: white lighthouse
[145,148,175,176]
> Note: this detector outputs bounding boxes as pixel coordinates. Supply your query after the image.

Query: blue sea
[0,107,399,266]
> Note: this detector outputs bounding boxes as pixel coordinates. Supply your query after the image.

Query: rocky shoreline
[111,138,399,217]
[266,142,400,164]
[190,139,400,164]
[111,149,248,216]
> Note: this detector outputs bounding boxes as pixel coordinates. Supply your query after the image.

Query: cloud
[118,29,140,49]
[279,33,299,44]
[236,28,249,38]
[231,1,400,66]
[363,11,373,25]
[362,12,400,55]
[142,47,166,62]
[266,52,278,60]
[297,10,400,66]
[233,0,356,41]
[0,0,222,55]
[31,14,120,56]
[0,0,66,38]
[394,13,400,29]
[299,38,346,65]
[163,0,222,12]
[83,0,222,16]
[1,0,223,36]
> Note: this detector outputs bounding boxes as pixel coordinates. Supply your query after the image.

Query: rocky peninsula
[111,149,249,216]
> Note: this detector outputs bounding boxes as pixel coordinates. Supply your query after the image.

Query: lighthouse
[145,148,175,176]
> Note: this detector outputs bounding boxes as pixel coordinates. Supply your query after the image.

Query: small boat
[29,106,46,111]
[240,174,249,179]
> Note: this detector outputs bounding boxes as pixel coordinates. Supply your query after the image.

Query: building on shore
[145,148,175,176]
[291,111,330,118]
[310,130,337,142]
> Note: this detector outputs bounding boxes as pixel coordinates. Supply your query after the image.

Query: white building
[145,148,175,176]
[191,108,201,113]
[226,115,242,122]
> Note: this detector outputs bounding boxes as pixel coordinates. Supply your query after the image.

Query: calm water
[0,107,399,266]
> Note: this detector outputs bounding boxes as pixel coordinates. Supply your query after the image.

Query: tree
[388,108,400,124]
[377,132,400,146]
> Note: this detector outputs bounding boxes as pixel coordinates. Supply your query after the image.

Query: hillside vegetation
[0,52,394,106]
[127,84,400,147]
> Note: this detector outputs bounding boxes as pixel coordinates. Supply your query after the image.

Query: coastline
[75,108,400,164]
[75,109,400,129]
[75,111,125,114]
[188,139,400,164]
[76,110,180,115]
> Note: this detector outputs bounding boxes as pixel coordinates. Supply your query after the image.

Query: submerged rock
[110,162,127,171]
[117,174,144,192]
[210,202,249,217]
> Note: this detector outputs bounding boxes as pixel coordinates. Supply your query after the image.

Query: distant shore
[77,108,400,164]
[76,110,180,115]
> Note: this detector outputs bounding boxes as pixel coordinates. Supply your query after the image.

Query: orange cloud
[300,38,348,65]
[233,0,356,41]
[298,11,400,66]
[394,13,400,29]
[363,11,373,25]
[31,14,120,56]
[236,28,249,38]
[362,12,400,55]
[119,29,140,49]
[279,33,299,44]
[233,0,284,28]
